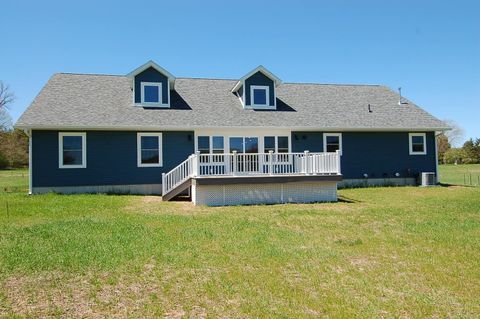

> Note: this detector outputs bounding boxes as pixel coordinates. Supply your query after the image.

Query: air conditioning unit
[421,172,436,186]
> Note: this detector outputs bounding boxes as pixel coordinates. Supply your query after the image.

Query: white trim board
[247,85,276,110]
[16,124,450,132]
[409,132,427,155]
[58,132,87,169]
[323,133,343,155]
[231,65,282,92]
[194,128,292,154]
[126,60,176,89]
[137,132,163,167]
[139,81,170,108]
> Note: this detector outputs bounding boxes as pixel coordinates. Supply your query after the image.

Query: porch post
[232,150,237,176]
[161,173,166,195]
[269,150,274,175]
[336,149,341,175]
[304,150,310,175]
[195,151,200,176]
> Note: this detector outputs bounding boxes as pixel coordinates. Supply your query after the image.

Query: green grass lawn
[0,170,479,317]
[0,169,29,193]
[439,164,480,186]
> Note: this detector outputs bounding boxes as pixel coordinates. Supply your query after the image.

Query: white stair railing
[162,154,197,195]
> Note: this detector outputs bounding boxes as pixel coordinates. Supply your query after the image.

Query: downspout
[24,129,32,194]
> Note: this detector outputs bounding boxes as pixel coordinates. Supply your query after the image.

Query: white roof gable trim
[231,65,282,92]
[127,60,176,89]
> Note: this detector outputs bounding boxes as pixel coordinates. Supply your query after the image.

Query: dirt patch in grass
[1,264,218,318]
[125,196,200,216]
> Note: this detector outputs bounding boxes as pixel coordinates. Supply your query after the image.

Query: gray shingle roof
[15,73,448,131]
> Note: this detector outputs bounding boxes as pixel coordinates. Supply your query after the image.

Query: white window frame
[196,136,227,154]
[58,132,87,169]
[250,85,270,108]
[323,133,342,155]
[409,133,427,155]
[264,136,290,153]
[140,82,165,106]
[137,132,163,167]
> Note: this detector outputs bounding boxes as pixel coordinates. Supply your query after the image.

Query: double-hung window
[264,136,289,153]
[409,133,426,155]
[197,136,224,162]
[212,136,224,154]
[250,85,269,107]
[59,132,86,168]
[323,133,342,154]
[137,133,163,167]
[198,136,210,154]
[140,82,162,105]
[264,136,290,163]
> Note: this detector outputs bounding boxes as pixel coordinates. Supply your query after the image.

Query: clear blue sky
[2,0,479,144]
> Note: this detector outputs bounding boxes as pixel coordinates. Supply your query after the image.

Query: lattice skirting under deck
[192,181,338,206]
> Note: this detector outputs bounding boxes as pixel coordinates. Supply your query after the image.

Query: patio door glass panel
[229,137,259,173]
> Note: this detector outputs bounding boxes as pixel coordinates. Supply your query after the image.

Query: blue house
[15,61,448,205]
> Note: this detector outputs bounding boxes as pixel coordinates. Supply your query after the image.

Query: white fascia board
[231,65,282,92]
[15,124,452,132]
[127,60,176,89]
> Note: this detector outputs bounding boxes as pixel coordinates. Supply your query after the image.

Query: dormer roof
[127,60,176,89]
[231,65,282,93]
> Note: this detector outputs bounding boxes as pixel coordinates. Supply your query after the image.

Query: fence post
[470,173,472,186]
[233,151,238,176]
[269,150,274,175]
[336,149,341,175]
[304,150,310,175]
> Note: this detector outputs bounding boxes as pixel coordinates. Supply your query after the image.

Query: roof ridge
[283,82,383,87]
[55,73,384,86]
[56,72,124,77]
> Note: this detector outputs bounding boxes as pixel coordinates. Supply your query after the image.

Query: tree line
[438,134,480,164]
[0,81,28,168]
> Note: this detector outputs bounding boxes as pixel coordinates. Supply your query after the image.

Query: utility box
[420,172,436,186]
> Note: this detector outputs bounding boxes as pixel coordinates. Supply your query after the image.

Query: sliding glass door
[229,137,259,173]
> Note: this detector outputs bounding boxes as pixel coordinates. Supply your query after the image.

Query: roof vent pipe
[398,87,408,105]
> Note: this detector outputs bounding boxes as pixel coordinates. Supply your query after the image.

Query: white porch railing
[162,150,341,196]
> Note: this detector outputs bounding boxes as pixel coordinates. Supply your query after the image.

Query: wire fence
[461,173,480,187]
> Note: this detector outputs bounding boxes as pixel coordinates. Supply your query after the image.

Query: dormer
[231,66,282,110]
[127,60,176,108]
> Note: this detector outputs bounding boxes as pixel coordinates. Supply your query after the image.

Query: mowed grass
[0,169,28,193]
[0,170,479,317]
[439,164,480,186]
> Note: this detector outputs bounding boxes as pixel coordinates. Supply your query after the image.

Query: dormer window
[141,82,162,105]
[251,85,269,107]
[127,60,176,108]
[231,66,282,110]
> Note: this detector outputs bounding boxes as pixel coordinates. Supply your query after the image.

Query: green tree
[443,148,467,164]
[436,134,451,164]
[462,138,480,164]
[0,129,29,168]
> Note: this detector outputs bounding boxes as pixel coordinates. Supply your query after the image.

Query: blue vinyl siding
[292,131,436,179]
[32,130,436,188]
[134,67,169,104]
[32,130,194,187]
[244,72,275,106]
